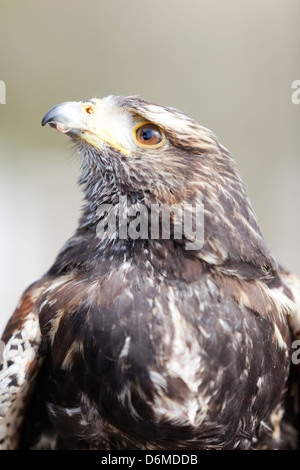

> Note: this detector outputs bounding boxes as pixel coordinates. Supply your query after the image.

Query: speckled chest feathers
[37,242,292,450]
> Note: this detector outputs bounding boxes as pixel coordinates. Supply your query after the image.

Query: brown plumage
[0,95,300,449]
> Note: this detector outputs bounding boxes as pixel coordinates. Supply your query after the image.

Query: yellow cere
[80,102,131,156]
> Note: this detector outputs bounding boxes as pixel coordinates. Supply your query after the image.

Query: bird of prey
[1,95,300,450]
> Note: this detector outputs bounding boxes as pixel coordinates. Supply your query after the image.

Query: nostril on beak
[82,103,95,115]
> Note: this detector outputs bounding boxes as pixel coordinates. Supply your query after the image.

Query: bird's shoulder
[0,277,52,449]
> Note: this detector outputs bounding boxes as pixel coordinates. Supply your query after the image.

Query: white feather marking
[43,275,73,294]
[119,336,131,358]
[263,285,295,321]
[0,313,41,449]
[281,272,300,336]
[148,287,210,427]
[273,324,287,350]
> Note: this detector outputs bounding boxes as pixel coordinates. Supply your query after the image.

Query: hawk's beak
[42,100,130,156]
[41,101,89,136]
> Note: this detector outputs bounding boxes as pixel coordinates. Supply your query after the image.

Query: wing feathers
[0,283,45,449]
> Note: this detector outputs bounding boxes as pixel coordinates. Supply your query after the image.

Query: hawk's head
[42,95,220,202]
[42,95,277,279]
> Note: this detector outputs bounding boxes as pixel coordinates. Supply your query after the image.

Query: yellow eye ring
[134,122,164,148]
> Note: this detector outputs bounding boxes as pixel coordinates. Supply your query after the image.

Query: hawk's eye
[135,123,163,147]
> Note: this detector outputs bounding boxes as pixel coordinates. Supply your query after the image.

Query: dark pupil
[142,129,154,141]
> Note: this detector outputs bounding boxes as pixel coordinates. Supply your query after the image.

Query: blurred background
[0,0,300,334]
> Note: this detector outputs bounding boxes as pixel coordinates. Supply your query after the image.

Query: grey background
[1,0,300,334]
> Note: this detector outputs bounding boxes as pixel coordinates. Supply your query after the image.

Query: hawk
[1,95,300,450]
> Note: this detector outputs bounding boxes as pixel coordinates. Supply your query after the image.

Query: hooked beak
[41,99,130,156]
[41,101,94,136]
